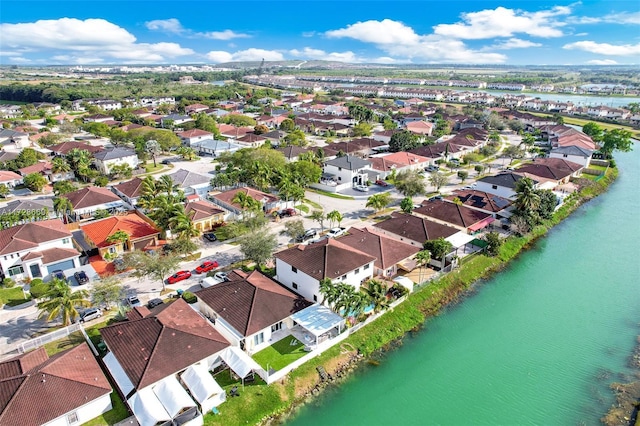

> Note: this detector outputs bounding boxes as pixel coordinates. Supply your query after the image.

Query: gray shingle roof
[324,155,371,170]
[93,147,137,161]
[478,172,536,189]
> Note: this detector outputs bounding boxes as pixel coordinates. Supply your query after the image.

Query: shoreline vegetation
[204,167,620,426]
[601,335,640,426]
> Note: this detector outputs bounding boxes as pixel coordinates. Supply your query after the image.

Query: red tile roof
[184,200,225,221]
[177,129,213,138]
[275,238,376,281]
[369,152,431,172]
[112,177,145,199]
[414,200,492,229]
[0,219,71,256]
[212,187,279,210]
[47,141,105,155]
[337,227,421,271]
[0,171,22,183]
[196,270,312,336]
[101,298,230,389]
[373,212,459,243]
[18,161,53,176]
[515,157,583,181]
[64,186,122,210]
[0,344,111,426]
[80,212,160,248]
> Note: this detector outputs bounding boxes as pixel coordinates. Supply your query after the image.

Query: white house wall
[96,156,140,175]
[474,182,517,199]
[42,393,112,426]
[549,152,591,168]
[0,236,77,280]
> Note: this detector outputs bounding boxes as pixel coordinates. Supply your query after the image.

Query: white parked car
[354,184,369,192]
[326,227,347,238]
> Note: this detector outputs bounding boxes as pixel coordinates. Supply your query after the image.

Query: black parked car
[147,298,164,309]
[74,271,89,285]
[203,232,217,242]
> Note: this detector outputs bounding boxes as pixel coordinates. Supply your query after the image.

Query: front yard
[0,286,31,307]
[252,335,308,371]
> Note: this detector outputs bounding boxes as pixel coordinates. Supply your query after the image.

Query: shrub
[182,291,197,304]
[2,277,16,288]
[29,279,49,298]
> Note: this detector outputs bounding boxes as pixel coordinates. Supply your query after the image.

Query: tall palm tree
[53,196,74,223]
[169,208,199,239]
[232,191,262,216]
[319,278,338,307]
[51,156,71,174]
[326,210,343,229]
[514,177,540,214]
[415,250,431,285]
[37,279,91,326]
[157,174,179,198]
[363,279,389,313]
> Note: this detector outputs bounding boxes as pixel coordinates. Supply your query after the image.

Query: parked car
[113,257,126,272]
[78,308,102,323]
[425,165,440,172]
[375,180,389,187]
[278,208,297,218]
[147,298,164,309]
[127,295,142,308]
[195,260,219,274]
[51,270,66,281]
[74,271,89,285]
[326,227,347,238]
[354,184,369,192]
[295,229,318,243]
[203,232,217,242]
[167,270,192,284]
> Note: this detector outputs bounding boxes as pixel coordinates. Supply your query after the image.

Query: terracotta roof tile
[338,227,420,270]
[0,219,71,256]
[184,200,225,221]
[64,187,122,210]
[113,177,145,199]
[80,212,160,248]
[414,200,491,229]
[373,212,458,244]
[48,141,105,155]
[212,187,279,210]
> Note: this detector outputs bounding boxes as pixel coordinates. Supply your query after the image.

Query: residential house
[261,130,287,146]
[0,199,54,218]
[160,114,192,127]
[80,211,161,260]
[317,155,372,192]
[405,120,434,137]
[413,199,495,233]
[409,141,465,161]
[18,161,75,183]
[0,171,24,188]
[514,158,583,189]
[0,129,30,149]
[372,212,460,247]
[338,227,421,278]
[164,168,212,197]
[475,172,537,199]
[84,114,115,123]
[191,139,242,157]
[64,186,126,221]
[0,344,112,426]
[276,146,311,162]
[235,133,267,148]
[549,145,593,168]
[177,129,213,147]
[369,151,432,179]
[328,138,386,158]
[372,129,400,144]
[93,147,139,175]
[446,190,513,219]
[0,219,80,280]
[196,270,312,354]
[0,150,19,164]
[0,105,22,119]
[217,124,254,140]
[275,238,376,303]
[112,177,145,207]
[209,186,283,218]
[184,199,225,232]
[101,298,232,425]
[185,103,209,114]
[48,141,105,157]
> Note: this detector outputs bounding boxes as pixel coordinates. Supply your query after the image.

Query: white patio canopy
[219,346,262,380]
[103,352,135,397]
[181,364,226,412]
[153,375,198,419]
[446,231,477,249]
[290,304,345,337]
[128,387,171,426]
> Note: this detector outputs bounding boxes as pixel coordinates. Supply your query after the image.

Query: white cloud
[206,48,284,63]
[587,59,618,65]
[571,11,640,25]
[326,19,421,45]
[6,56,31,63]
[563,41,640,56]
[0,18,194,64]
[197,30,251,40]
[433,6,569,39]
[289,47,359,62]
[487,38,543,50]
[145,18,184,34]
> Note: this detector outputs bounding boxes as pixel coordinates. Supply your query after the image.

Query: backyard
[252,335,308,372]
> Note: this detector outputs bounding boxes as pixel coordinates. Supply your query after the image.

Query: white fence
[18,323,83,354]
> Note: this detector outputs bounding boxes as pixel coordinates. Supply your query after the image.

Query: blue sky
[1,0,639,66]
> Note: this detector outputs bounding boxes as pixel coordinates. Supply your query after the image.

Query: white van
[200,273,228,289]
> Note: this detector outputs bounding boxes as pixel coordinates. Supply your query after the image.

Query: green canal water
[287,148,640,426]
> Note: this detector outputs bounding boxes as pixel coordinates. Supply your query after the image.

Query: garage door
[46,260,76,274]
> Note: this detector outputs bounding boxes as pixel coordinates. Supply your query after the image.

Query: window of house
[563,154,568,158]
[3,256,6,260]
[292,282,298,289]
[62,238,70,244]
[313,295,317,302]
[341,275,347,280]
[8,266,24,277]
[492,185,498,190]
[67,412,79,424]
[108,247,116,254]
[271,321,283,332]
[354,268,360,274]
[291,266,297,273]
[254,332,264,346]
[338,167,342,171]
[364,264,370,270]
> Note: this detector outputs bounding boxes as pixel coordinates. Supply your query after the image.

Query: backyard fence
[17,323,82,354]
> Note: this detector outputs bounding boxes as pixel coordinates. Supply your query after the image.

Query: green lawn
[82,391,129,426]
[0,287,31,307]
[43,331,86,356]
[252,335,307,371]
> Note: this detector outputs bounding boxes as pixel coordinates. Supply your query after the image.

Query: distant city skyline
[1,0,639,66]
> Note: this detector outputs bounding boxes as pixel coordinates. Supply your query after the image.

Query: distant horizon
[1,1,639,66]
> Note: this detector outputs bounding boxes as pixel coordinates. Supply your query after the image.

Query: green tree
[310,210,326,231]
[279,118,295,132]
[283,219,305,240]
[222,114,256,127]
[0,184,9,198]
[365,192,392,213]
[319,278,339,307]
[389,130,418,152]
[581,122,603,142]
[37,279,91,326]
[110,163,133,179]
[457,170,469,183]
[254,124,269,135]
[123,251,181,292]
[238,228,278,267]
[51,156,71,174]
[53,196,73,222]
[514,177,540,214]
[423,238,454,262]
[474,164,485,176]
[145,139,161,168]
[53,180,77,196]
[352,122,373,137]
[394,169,426,198]
[483,231,502,257]
[503,145,524,164]
[326,210,343,228]
[93,209,110,220]
[600,128,633,158]
[415,249,431,284]
[90,277,124,309]
[400,196,414,214]
[363,279,389,313]
[232,191,263,217]
[106,230,130,246]
[94,176,109,187]
[23,173,47,192]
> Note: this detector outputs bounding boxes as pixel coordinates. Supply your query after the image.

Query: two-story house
[164,169,212,198]
[64,186,127,221]
[316,155,372,192]
[93,147,140,175]
[0,219,81,280]
[475,173,538,200]
[177,129,214,147]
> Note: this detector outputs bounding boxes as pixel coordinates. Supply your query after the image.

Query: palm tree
[319,278,338,307]
[366,193,392,213]
[363,279,389,313]
[514,177,540,214]
[415,250,431,284]
[169,208,199,239]
[51,156,71,174]
[232,191,262,216]
[53,196,74,223]
[37,279,91,326]
[106,230,130,250]
[326,210,343,229]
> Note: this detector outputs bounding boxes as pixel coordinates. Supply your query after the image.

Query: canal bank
[282,149,639,426]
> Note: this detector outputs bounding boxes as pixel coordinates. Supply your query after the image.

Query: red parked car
[195,260,219,274]
[375,179,389,187]
[167,270,192,284]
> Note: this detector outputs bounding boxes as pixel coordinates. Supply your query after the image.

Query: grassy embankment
[200,166,619,426]
[529,112,640,139]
